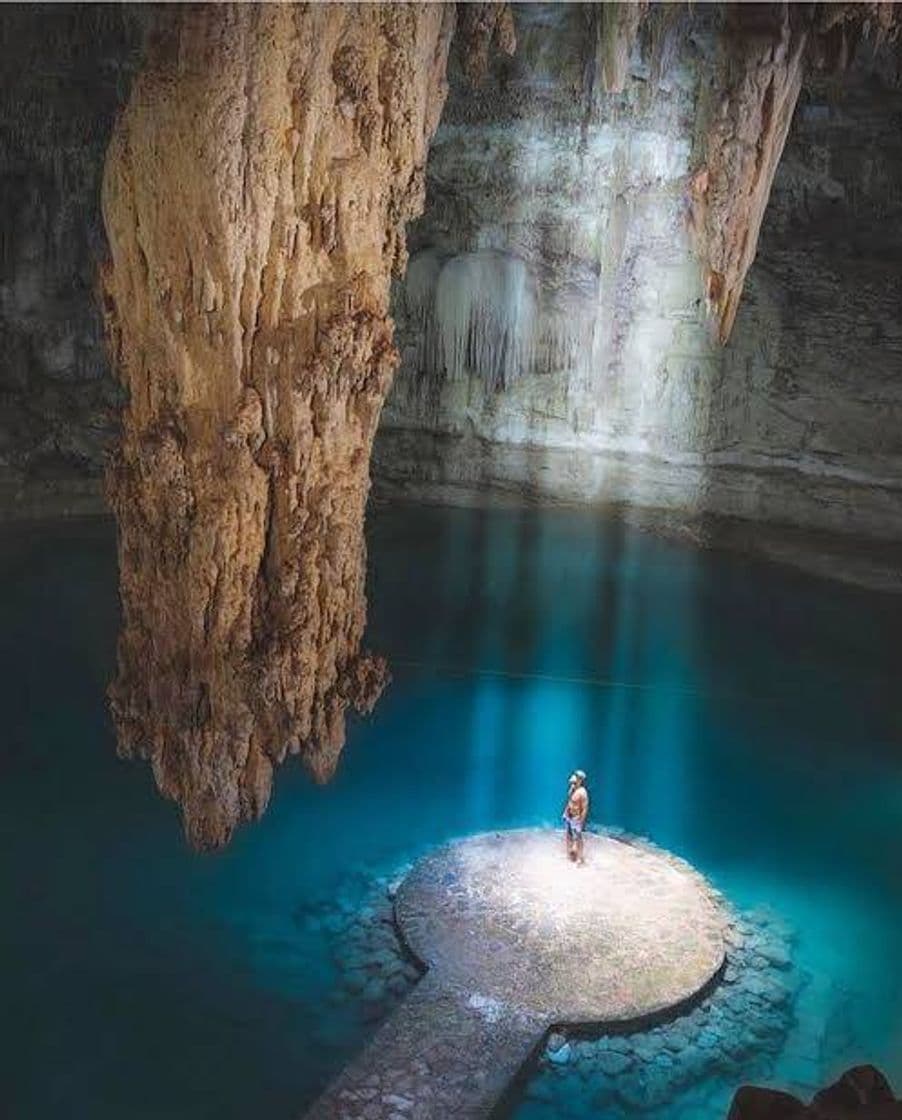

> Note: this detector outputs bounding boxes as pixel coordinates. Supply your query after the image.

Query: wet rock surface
[728,1064,901,1120]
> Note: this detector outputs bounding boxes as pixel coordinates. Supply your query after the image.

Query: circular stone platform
[394,828,727,1025]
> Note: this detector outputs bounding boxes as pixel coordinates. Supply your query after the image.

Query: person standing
[562,770,589,864]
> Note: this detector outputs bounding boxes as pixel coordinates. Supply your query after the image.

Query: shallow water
[2,504,901,1119]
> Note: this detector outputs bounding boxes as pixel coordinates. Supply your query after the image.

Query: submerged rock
[728,1085,808,1119]
[596,1049,633,1076]
[523,831,800,1112]
[729,1065,901,1120]
[547,1043,572,1066]
[811,1065,898,1114]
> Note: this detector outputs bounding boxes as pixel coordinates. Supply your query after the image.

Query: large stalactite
[690,3,811,345]
[100,4,456,849]
[690,1,900,345]
[95,0,893,851]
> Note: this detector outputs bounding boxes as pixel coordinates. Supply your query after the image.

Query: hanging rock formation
[691,2,901,344]
[455,2,516,85]
[596,1,648,93]
[101,4,455,849]
[691,3,811,344]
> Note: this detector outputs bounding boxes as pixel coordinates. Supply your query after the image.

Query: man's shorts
[565,816,583,839]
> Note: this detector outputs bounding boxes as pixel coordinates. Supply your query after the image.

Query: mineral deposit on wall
[377,3,902,542]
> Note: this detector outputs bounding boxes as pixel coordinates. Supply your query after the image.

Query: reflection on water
[2,505,901,1119]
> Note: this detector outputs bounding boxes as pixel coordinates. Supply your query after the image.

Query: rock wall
[2,3,900,546]
[376,3,902,542]
[0,6,146,516]
[101,4,455,849]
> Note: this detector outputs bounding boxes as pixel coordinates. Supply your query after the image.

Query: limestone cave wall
[376,3,902,541]
[0,5,147,516]
[1,3,901,847]
[2,3,900,542]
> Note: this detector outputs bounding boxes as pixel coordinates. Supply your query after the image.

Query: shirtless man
[562,770,589,864]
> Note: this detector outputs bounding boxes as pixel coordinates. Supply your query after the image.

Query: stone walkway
[303,972,543,1119]
[303,829,728,1119]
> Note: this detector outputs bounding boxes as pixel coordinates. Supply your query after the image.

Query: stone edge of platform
[391,825,731,1033]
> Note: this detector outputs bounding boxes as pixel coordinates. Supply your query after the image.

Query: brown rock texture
[812,1065,899,1118]
[597,1,648,93]
[810,3,900,72]
[455,2,516,85]
[691,3,902,344]
[100,3,455,849]
[728,1086,808,1120]
[728,1065,902,1120]
[691,3,810,344]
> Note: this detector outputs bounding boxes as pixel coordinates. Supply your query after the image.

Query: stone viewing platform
[304,829,729,1119]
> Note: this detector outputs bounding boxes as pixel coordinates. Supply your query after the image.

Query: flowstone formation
[301,828,800,1120]
[608,2,902,346]
[378,2,902,554]
[100,5,456,849]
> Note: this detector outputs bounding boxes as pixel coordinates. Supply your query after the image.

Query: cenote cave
[2,4,902,1120]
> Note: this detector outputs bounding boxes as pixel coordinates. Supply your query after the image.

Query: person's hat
[573,769,587,782]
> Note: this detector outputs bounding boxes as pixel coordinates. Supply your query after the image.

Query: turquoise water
[2,504,901,1119]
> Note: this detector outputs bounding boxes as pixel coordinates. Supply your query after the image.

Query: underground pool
[2,502,901,1120]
